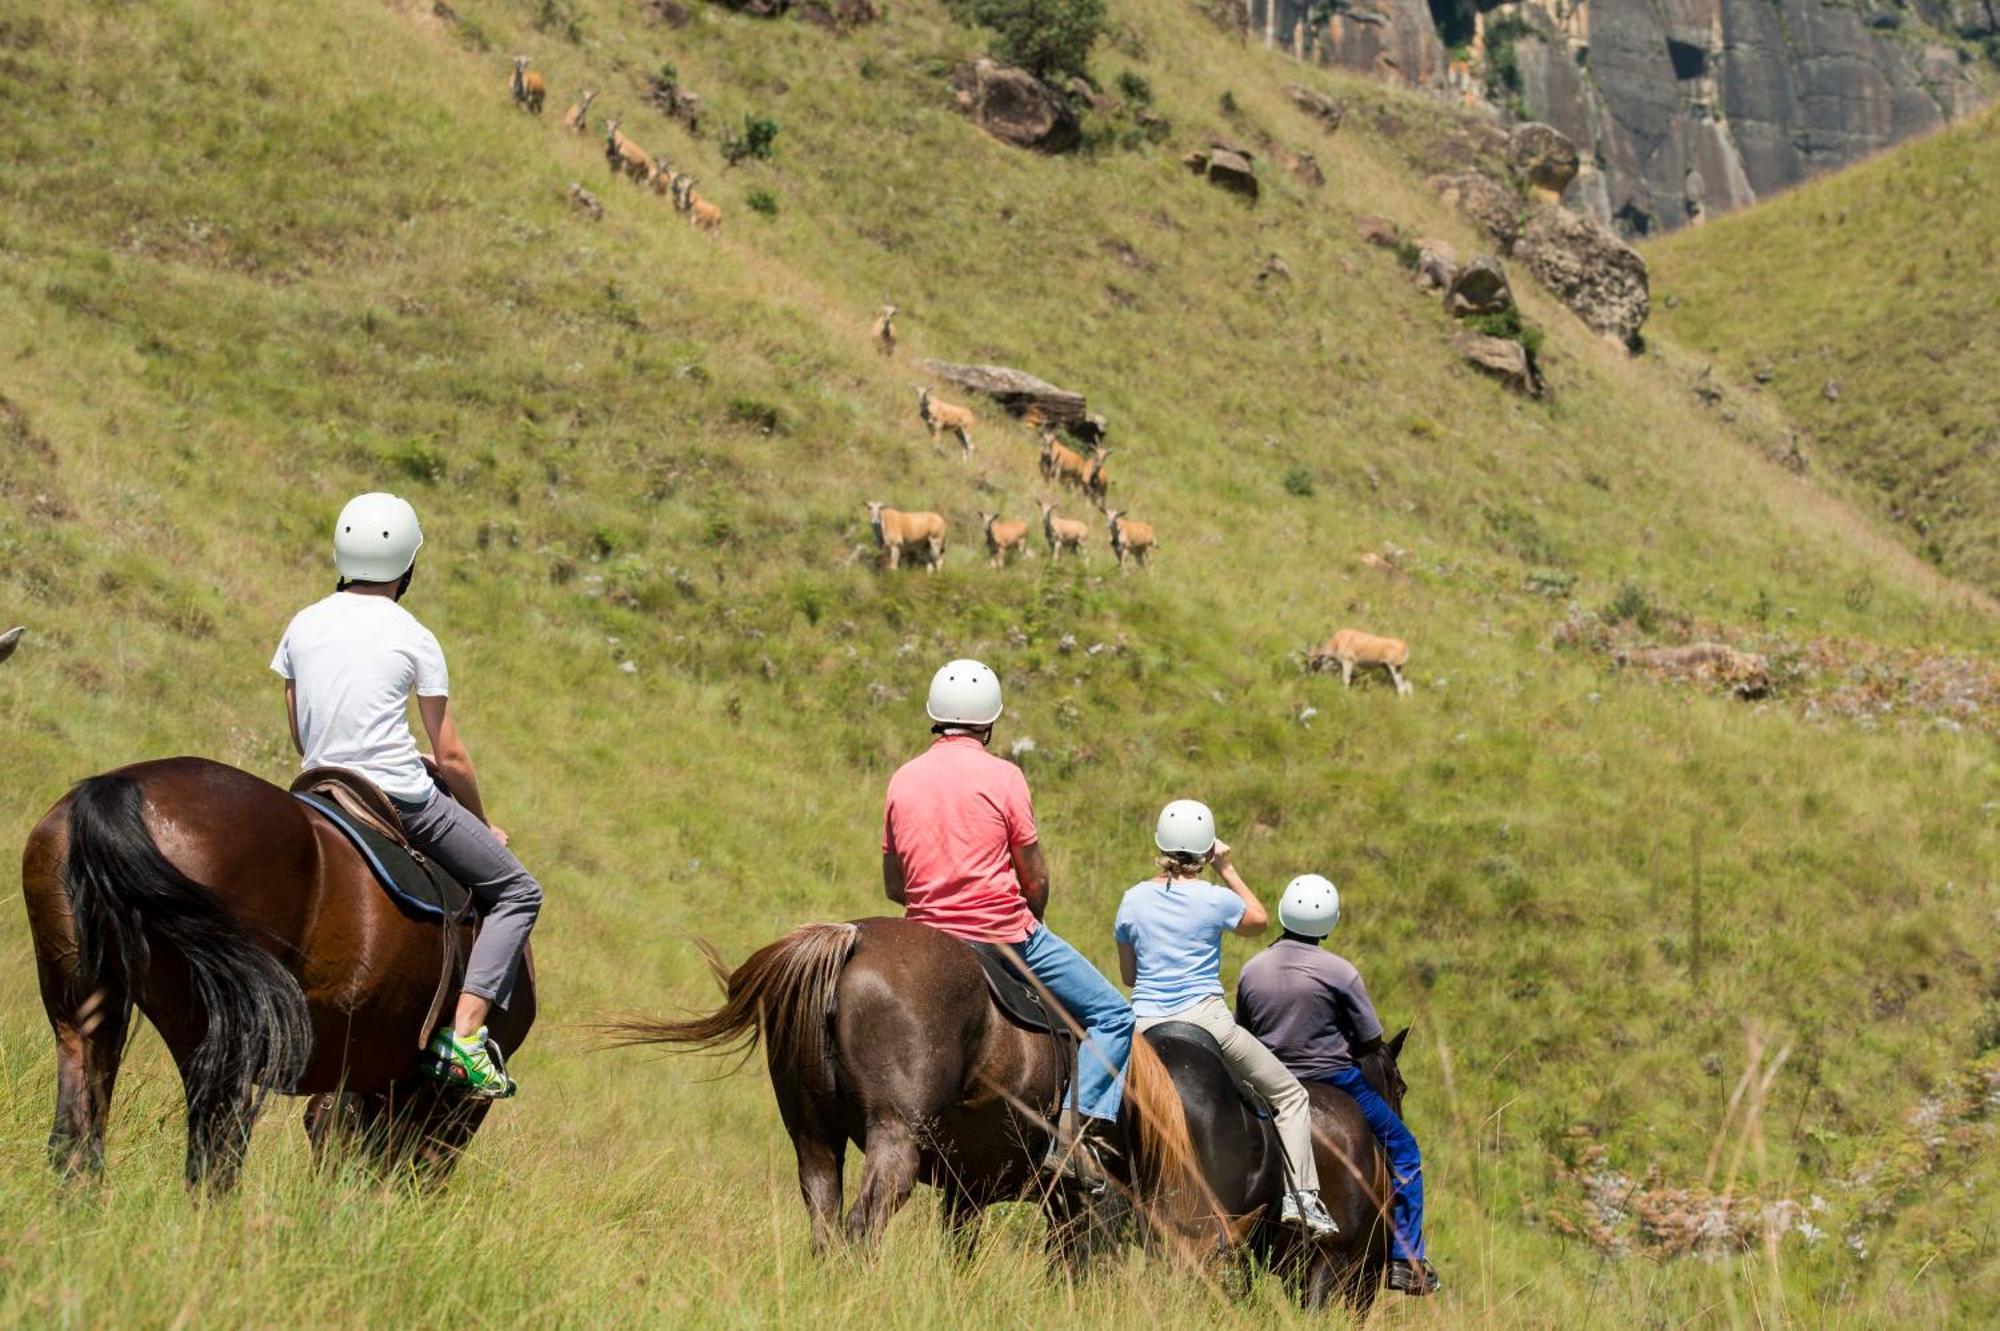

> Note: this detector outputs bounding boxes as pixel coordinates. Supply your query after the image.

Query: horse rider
[882,659,1134,1182]
[1234,875,1439,1295]
[1114,800,1340,1237]
[271,492,542,1098]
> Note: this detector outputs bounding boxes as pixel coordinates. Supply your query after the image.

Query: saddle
[289,767,473,1051]
[968,941,1076,1038]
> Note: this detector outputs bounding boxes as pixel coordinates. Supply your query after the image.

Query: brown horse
[1137,1021,1411,1309]
[22,755,535,1187]
[610,917,1193,1254]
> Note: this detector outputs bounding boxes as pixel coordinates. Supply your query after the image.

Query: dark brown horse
[22,756,535,1187]
[1137,1022,1411,1309]
[610,917,1193,1254]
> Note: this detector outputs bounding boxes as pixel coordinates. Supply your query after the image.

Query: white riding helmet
[334,492,424,582]
[1155,799,1217,857]
[1278,874,1341,938]
[926,659,1004,727]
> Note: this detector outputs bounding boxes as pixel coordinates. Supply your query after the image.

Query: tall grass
[0,0,1995,1324]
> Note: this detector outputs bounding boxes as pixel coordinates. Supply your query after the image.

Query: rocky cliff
[1243,0,1992,234]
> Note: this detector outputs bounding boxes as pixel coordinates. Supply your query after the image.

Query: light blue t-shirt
[1113,878,1247,1018]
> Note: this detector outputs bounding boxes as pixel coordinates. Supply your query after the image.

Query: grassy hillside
[1649,107,2000,597]
[1,0,1997,1325]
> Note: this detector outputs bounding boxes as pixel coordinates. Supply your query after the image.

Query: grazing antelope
[1082,446,1113,509]
[1106,509,1156,571]
[649,155,675,198]
[687,186,723,234]
[870,304,897,357]
[917,386,975,461]
[511,56,547,115]
[979,512,1032,568]
[1039,427,1088,490]
[668,172,693,211]
[605,117,655,185]
[562,88,598,133]
[1040,501,1089,562]
[1309,628,1413,697]
[866,502,948,573]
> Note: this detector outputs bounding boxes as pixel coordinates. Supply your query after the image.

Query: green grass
[1649,106,2000,596]
[0,0,1997,1325]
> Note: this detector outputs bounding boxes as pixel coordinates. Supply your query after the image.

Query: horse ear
[1388,1027,1409,1059]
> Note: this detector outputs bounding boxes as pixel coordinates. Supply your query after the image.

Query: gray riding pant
[393,788,543,1011]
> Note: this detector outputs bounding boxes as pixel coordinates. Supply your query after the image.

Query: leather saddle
[968,941,1075,1039]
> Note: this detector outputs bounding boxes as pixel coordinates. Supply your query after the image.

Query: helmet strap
[931,723,992,744]
[1280,929,1324,946]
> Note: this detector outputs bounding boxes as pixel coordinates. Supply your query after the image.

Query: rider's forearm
[437,756,489,822]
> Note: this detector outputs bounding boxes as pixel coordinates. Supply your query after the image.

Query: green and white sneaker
[423,1026,517,1099]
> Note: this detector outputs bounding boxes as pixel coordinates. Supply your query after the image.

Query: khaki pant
[1136,995,1319,1196]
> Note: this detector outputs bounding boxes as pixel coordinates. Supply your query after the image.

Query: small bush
[1218,90,1239,116]
[1602,581,1659,634]
[1464,307,1545,359]
[1393,238,1422,271]
[654,62,679,97]
[1116,70,1152,105]
[745,187,778,217]
[946,0,1106,84]
[532,0,585,42]
[722,115,780,165]
[1283,466,1315,497]
[387,439,446,483]
[727,397,783,434]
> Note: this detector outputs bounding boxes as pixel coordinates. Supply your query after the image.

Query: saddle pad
[1143,1020,1268,1118]
[968,941,1072,1037]
[294,792,471,922]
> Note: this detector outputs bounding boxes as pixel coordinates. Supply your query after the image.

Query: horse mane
[600,922,858,1073]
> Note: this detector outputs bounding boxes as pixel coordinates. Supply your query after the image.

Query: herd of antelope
[508,56,1409,694]
[511,55,722,233]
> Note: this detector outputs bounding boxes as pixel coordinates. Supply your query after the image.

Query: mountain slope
[1649,105,2000,596]
[0,1,1996,1326]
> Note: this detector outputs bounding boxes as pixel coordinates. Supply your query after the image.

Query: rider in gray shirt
[1234,875,1438,1296]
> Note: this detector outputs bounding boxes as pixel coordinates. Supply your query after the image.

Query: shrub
[1393,238,1422,271]
[727,397,783,434]
[1218,90,1239,116]
[947,0,1106,84]
[1115,70,1152,105]
[532,0,584,42]
[386,439,446,483]
[745,187,778,217]
[722,115,779,165]
[1602,581,1659,634]
[654,62,679,97]
[1283,466,1315,497]
[1464,307,1545,359]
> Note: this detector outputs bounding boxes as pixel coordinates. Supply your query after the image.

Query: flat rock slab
[917,360,1097,436]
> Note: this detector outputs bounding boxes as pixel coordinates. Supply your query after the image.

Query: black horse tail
[64,773,312,1148]
[602,923,860,1073]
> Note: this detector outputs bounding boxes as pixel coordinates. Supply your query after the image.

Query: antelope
[649,155,675,198]
[562,88,598,133]
[1081,446,1113,509]
[1040,501,1089,562]
[866,501,947,573]
[1309,628,1413,698]
[668,172,693,211]
[687,186,723,234]
[605,117,655,185]
[1106,510,1155,571]
[917,386,975,461]
[511,56,547,115]
[980,512,1032,568]
[1039,427,1087,489]
[870,304,897,357]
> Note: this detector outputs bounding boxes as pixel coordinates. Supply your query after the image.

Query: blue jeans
[1323,1066,1425,1261]
[1015,925,1133,1122]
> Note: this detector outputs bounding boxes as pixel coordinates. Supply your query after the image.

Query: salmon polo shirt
[882,734,1041,944]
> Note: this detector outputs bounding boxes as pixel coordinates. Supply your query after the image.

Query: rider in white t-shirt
[271,493,540,1098]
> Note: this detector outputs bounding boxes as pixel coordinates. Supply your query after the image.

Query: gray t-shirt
[1234,938,1384,1079]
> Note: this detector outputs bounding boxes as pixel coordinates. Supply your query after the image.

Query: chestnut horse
[611,917,1193,1254]
[22,756,535,1187]
[1139,1023,1412,1309]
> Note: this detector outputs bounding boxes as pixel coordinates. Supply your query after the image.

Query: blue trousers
[1015,925,1133,1122]
[1323,1066,1426,1261]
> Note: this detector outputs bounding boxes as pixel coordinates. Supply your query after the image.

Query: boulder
[1514,203,1650,347]
[1287,148,1325,188]
[1427,171,1524,252]
[917,359,1092,431]
[1356,214,1402,248]
[1453,332,1540,397]
[1444,256,1512,317]
[1284,84,1346,132]
[1508,123,1580,196]
[951,59,1079,153]
[1204,148,1259,199]
[1412,239,1458,294]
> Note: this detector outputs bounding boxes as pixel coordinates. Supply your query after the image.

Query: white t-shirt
[270,593,450,801]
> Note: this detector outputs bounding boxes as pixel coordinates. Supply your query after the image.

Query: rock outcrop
[1413,238,1458,293]
[1514,205,1651,348]
[1284,83,1346,132]
[1236,0,1988,235]
[1444,256,1513,317]
[951,60,1078,153]
[916,360,1096,435]
[1184,145,1260,199]
[1427,171,1524,252]
[1454,332,1540,396]
[1509,123,1580,196]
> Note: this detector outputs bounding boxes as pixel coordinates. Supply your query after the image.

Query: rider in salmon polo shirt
[882,659,1134,1184]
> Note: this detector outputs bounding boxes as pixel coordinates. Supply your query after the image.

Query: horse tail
[603,922,859,1072]
[63,773,312,1126]
[1123,1036,1205,1202]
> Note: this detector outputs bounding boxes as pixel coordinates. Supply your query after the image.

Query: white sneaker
[1281,1190,1340,1237]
